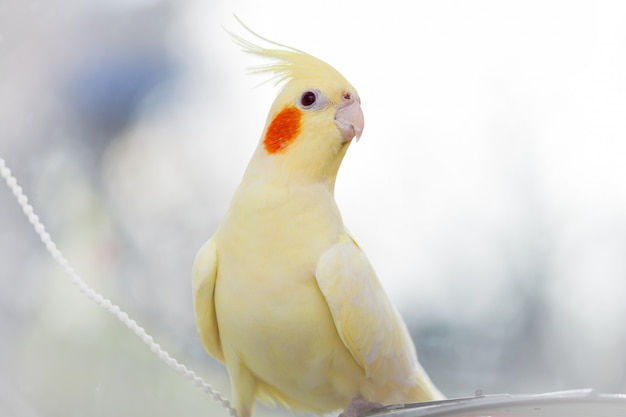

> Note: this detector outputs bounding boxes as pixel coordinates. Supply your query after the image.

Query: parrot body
[193,28,443,417]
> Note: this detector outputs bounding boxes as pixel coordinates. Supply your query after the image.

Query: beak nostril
[334,97,364,142]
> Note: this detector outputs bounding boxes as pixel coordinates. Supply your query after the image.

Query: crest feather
[227,16,346,87]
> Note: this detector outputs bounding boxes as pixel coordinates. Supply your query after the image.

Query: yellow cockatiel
[193,28,443,417]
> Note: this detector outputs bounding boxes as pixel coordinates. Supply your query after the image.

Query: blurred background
[1,1,626,416]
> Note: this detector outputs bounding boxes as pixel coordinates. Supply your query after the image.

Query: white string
[0,157,237,417]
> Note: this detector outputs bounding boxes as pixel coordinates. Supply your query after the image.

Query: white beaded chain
[0,158,237,417]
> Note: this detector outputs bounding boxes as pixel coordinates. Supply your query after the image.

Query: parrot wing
[315,234,420,388]
[192,236,224,362]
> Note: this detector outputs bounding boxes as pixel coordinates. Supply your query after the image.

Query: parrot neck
[243,140,351,194]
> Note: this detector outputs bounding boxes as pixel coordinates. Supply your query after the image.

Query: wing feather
[315,235,418,387]
[192,236,224,362]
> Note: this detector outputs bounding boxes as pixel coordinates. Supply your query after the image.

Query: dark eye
[300,90,318,108]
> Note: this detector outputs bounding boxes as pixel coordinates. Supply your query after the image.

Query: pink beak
[334,95,364,142]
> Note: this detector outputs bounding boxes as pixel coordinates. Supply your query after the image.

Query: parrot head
[231,26,364,187]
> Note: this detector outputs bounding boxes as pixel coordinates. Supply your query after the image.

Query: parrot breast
[213,181,365,411]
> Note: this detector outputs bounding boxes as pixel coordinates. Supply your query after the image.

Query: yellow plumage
[192,24,443,417]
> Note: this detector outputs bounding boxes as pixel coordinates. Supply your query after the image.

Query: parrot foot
[338,396,383,417]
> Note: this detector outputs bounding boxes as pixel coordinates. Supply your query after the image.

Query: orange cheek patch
[264,106,302,154]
